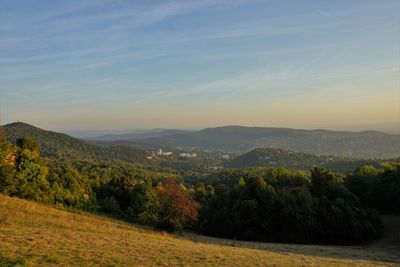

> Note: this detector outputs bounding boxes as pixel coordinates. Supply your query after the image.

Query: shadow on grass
[82,209,400,264]
[178,215,400,265]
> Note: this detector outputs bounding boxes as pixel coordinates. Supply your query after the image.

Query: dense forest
[194,167,399,244]
[1,130,399,245]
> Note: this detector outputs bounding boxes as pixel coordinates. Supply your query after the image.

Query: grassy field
[0,194,399,266]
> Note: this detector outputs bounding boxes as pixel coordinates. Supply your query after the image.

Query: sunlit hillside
[1,194,399,266]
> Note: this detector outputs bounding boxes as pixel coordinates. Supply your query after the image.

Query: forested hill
[140,126,400,158]
[90,129,190,142]
[2,122,147,163]
[225,147,389,172]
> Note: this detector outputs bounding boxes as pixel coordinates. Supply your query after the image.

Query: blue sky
[0,0,399,132]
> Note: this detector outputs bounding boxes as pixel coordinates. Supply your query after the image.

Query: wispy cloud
[0,0,399,129]
[317,9,336,19]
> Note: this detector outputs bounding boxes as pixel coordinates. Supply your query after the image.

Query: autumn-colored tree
[0,127,5,141]
[157,177,198,232]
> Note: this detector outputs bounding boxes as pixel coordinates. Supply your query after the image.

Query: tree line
[0,135,399,244]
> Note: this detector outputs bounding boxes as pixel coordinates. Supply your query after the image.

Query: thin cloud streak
[0,0,399,129]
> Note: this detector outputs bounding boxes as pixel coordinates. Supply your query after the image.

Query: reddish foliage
[157,177,199,226]
[0,127,4,141]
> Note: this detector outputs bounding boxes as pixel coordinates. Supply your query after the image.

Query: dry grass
[0,194,399,266]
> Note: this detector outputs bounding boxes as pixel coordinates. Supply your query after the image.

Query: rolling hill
[225,147,387,172]
[89,139,165,152]
[89,129,190,142]
[138,126,400,158]
[1,194,399,266]
[2,122,147,163]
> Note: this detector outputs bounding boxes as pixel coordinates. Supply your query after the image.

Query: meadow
[1,194,399,266]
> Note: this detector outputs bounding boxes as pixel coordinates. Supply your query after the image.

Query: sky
[0,0,399,133]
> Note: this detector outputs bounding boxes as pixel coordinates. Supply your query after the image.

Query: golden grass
[0,194,399,266]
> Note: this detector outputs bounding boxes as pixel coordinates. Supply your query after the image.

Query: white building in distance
[179,152,197,159]
[156,149,173,156]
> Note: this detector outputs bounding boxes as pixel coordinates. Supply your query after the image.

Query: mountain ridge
[90,129,191,142]
[2,122,147,163]
[3,122,399,160]
[138,125,400,158]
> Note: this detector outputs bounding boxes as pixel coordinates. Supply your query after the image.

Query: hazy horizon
[3,120,400,138]
[62,122,400,138]
[1,0,399,132]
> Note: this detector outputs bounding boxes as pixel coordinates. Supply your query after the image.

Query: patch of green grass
[40,255,60,264]
[0,255,26,266]
[106,257,123,267]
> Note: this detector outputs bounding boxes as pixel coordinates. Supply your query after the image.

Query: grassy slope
[1,194,399,266]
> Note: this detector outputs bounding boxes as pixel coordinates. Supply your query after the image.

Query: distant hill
[89,129,191,142]
[90,139,165,151]
[225,148,387,172]
[2,122,147,163]
[139,126,400,159]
